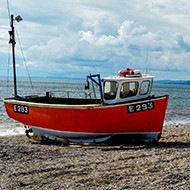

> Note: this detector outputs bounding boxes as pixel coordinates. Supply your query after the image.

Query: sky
[0,0,190,80]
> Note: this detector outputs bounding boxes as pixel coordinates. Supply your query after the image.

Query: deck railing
[49,90,101,99]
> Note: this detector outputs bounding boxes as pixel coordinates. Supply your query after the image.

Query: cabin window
[120,82,138,98]
[140,80,150,95]
[103,81,118,100]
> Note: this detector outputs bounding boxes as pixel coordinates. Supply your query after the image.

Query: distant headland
[154,80,190,85]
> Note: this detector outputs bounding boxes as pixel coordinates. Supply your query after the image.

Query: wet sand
[0,124,189,189]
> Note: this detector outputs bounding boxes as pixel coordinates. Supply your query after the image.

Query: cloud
[174,33,190,52]
[0,0,190,80]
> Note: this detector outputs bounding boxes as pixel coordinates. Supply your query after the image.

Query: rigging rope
[6,0,11,22]
[6,0,10,95]
[15,26,35,94]
[6,45,10,95]
[6,0,35,95]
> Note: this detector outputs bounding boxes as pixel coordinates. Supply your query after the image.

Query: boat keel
[25,125,161,144]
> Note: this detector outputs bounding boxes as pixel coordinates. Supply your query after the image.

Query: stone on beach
[0,124,189,189]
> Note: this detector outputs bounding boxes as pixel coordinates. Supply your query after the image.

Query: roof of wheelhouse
[102,74,154,81]
[102,68,154,81]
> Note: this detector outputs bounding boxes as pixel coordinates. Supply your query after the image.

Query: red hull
[4,16,168,143]
[4,95,169,142]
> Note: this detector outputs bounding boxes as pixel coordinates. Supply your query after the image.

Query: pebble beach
[0,124,190,189]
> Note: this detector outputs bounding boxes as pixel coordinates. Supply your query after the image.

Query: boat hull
[4,95,169,143]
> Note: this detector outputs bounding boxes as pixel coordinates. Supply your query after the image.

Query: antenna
[145,48,149,74]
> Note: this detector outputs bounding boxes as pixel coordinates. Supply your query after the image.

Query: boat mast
[9,15,17,97]
[9,14,22,97]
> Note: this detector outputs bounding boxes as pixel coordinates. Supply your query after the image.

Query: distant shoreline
[1,76,190,85]
[154,80,190,85]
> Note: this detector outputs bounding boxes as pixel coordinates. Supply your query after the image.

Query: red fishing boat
[4,15,169,143]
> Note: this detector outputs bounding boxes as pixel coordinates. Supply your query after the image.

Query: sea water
[0,78,190,136]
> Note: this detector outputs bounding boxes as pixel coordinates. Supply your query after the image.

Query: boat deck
[11,96,102,105]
